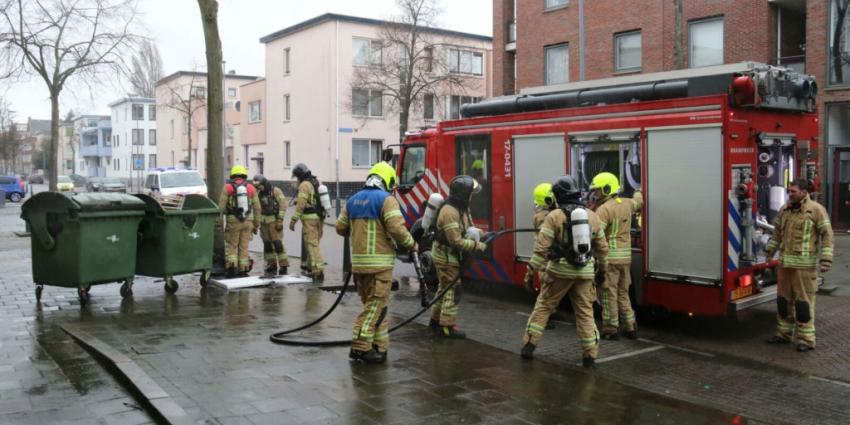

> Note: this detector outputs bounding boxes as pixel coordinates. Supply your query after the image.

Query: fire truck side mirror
[382,148,394,163]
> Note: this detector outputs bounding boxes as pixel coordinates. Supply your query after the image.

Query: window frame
[148,154,157,169]
[447,48,484,76]
[248,100,262,123]
[544,43,570,85]
[352,37,382,66]
[227,87,237,97]
[424,93,435,120]
[352,88,383,118]
[688,17,725,68]
[149,129,156,146]
[131,104,144,120]
[284,47,291,75]
[132,128,144,146]
[351,138,383,168]
[614,30,642,72]
[544,0,569,12]
[148,104,156,121]
[283,94,291,122]
[284,141,291,168]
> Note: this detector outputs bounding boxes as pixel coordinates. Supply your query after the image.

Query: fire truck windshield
[400,145,426,188]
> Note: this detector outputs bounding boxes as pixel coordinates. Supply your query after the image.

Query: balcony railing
[80,144,112,158]
[775,54,805,73]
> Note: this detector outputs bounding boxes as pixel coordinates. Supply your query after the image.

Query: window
[448,49,484,75]
[615,31,641,71]
[544,0,568,10]
[456,134,491,222]
[132,129,144,145]
[149,129,156,146]
[423,47,433,72]
[284,48,291,74]
[104,134,112,147]
[132,154,144,170]
[283,94,291,122]
[132,104,144,120]
[148,105,156,121]
[249,101,261,123]
[228,87,237,97]
[352,139,382,168]
[116,158,120,171]
[830,1,850,85]
[689,18,724,68]
[352,38,382,66]
[284,141,291,167]
[149,154,157,169]
[115,134,120,147]
[400,145,426,187]
[190,85,206,99]
[545,43,569,85]
[352,88,383,117]
[183,117,189,134]
[170,120,174,139]
[424,94,435,120]
[450,96,481,119]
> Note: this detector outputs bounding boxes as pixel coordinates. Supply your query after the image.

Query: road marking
[809,376,850,388]
[637,338,716,358]
[514,311,573,325]
[592,345,665,365]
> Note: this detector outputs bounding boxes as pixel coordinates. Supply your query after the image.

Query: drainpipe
[776,7,782,66]
[579,0,585,81]
[335,20,341,215]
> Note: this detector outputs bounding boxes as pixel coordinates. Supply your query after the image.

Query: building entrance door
[832,147,850,230]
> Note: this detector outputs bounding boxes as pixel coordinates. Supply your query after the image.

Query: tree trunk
[49,92,59,191]
[833,6,847,84]
[673,0,684,69]
[399,106,409,143]
[187,118,192,168]
[198,0,223,203]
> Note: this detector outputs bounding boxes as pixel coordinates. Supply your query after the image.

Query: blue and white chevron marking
[727,197,741,272]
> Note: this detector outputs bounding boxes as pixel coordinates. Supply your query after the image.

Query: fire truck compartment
[646,125,723,284]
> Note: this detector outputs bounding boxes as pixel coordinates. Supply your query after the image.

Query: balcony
[506,22,516,52]
[80,144,112,158]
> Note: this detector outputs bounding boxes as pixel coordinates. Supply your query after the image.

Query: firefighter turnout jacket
[218,179,261,224]
[336,187,415,273]
[595,192,642,264]
[529,208,609,279]
[533,207,551,231]
[259,187,287,223]
[292,180,321,224]
[431,204,487,267]
[766,195,834,270]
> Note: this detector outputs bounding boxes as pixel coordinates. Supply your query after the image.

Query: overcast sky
[1,0,492,122]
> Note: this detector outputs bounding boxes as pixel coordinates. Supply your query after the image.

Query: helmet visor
[471,179,482,195]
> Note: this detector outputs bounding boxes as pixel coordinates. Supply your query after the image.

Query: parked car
[57,175,75,192]
[0,176,27,202]
[69,174,87,188]
[143,168,207,197]
[28,174,44,184]
[86,177,127,193]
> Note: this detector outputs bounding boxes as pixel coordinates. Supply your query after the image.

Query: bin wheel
[77,287,89,306]
[35,285,43,302]
[199,271,211,287]
[120,281,133,298]
[164,278,179,294]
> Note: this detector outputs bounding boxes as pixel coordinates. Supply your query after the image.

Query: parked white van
[143,168,208,197]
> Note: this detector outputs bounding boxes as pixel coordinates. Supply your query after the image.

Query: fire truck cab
[395,62,819,317]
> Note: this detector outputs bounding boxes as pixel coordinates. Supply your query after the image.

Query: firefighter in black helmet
[253,174,289,277]
[520,175,609,367]
[289,163,325,279]
[429,175,489,338]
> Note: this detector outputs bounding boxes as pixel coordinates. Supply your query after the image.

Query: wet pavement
[1,200,849,424]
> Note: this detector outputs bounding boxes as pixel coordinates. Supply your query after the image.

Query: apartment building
[57,119,75,176]
[258,13,492,194]
[493,0,850,229]
[74,115,112,178]
[108,97,157,190]
[154,71,259,178]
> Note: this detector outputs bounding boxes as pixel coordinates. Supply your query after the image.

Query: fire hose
[268,227,536,347]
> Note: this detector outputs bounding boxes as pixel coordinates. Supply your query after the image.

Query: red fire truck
[394,62,819,316]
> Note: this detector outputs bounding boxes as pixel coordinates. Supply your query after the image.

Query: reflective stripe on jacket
[595,191,642,264]
[293,180,320,221]
[432,204,480,267]
[766,195,834,269]
[529,208,609,279]
[336,188,414,273]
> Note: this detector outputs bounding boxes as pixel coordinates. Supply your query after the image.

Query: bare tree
[128,39,163,97]
[0,100,18,174]
[348,0,475,140]
[673,0,684,69]
[832,0,850,83]
[159,72,206,169]
[0,0,140,191]
[197,0,223,203]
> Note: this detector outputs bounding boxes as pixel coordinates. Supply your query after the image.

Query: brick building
[493,0,850,229]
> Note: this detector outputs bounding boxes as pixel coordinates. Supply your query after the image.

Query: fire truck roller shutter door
[512,133,567,260]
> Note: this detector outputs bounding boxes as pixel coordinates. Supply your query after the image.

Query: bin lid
[135,193,220,215]
[22,192,146,215]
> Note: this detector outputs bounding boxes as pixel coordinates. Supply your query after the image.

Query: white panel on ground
[512,134,566,260]
[209,275,313,290]
[646,125,723,281]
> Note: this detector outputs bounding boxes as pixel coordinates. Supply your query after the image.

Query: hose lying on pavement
[268,228,536,347]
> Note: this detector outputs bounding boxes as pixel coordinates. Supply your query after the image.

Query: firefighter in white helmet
[521,175,608,367]
[589,172,643,340]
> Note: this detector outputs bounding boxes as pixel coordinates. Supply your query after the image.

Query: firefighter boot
[428,319,440,335]
[440,325,466,339]
[766,335,791,345]
[349,349,365,361]
[623,329,638,340]
[226,267,237,279]
[582,357,596,368]
[279,266,288,276]
[362,348,387,364]
[601,332,620,341]
[797,343,814,353]
[521,342,536,360]
[263,265,277,278]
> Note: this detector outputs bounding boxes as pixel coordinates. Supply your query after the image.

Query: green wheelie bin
[21,192,146,305]
[134,194,219,294]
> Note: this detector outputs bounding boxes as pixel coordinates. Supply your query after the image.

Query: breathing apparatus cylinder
[769,186,786,217]
[422,193,444,230]
[236,184,249,217]
[318,184,332,213]
[570,207,592,263]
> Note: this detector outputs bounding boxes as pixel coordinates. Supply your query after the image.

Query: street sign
[133,156,144,170]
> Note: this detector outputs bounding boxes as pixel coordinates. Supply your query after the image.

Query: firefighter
[429,175,489,338]
[523,183,555,291]
[289,163,325,280]
[336,162,415,364]
[520,175,609,367]
[590,172,643,340]
[253,174,289,277]
[218,165,261,278]
[765,179,833,352]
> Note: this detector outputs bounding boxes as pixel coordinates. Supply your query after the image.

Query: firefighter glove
[820,260,832,274]
[475,242,488,252]
[275,220,284,231]
[289,220,297,232]
[523,269,535,291]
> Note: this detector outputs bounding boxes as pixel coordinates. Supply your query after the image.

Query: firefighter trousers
[523,275,599,359]
[302,218,324,275]
[601,263,636,334]
[352,270,392,353]
[259,221,289,269]
[225,219,254,272]
[775,267,817,348]
[430,265,461,327]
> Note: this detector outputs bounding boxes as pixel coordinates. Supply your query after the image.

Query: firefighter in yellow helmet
[429,175,489,338]
[590,172,643,340]
[337,162,415,363]
[218,165,261,277]
[253,174,289,277]
[289,163,326,280]
[765,179,833,352]
[523,183,555,291]
[521,175,608,367]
